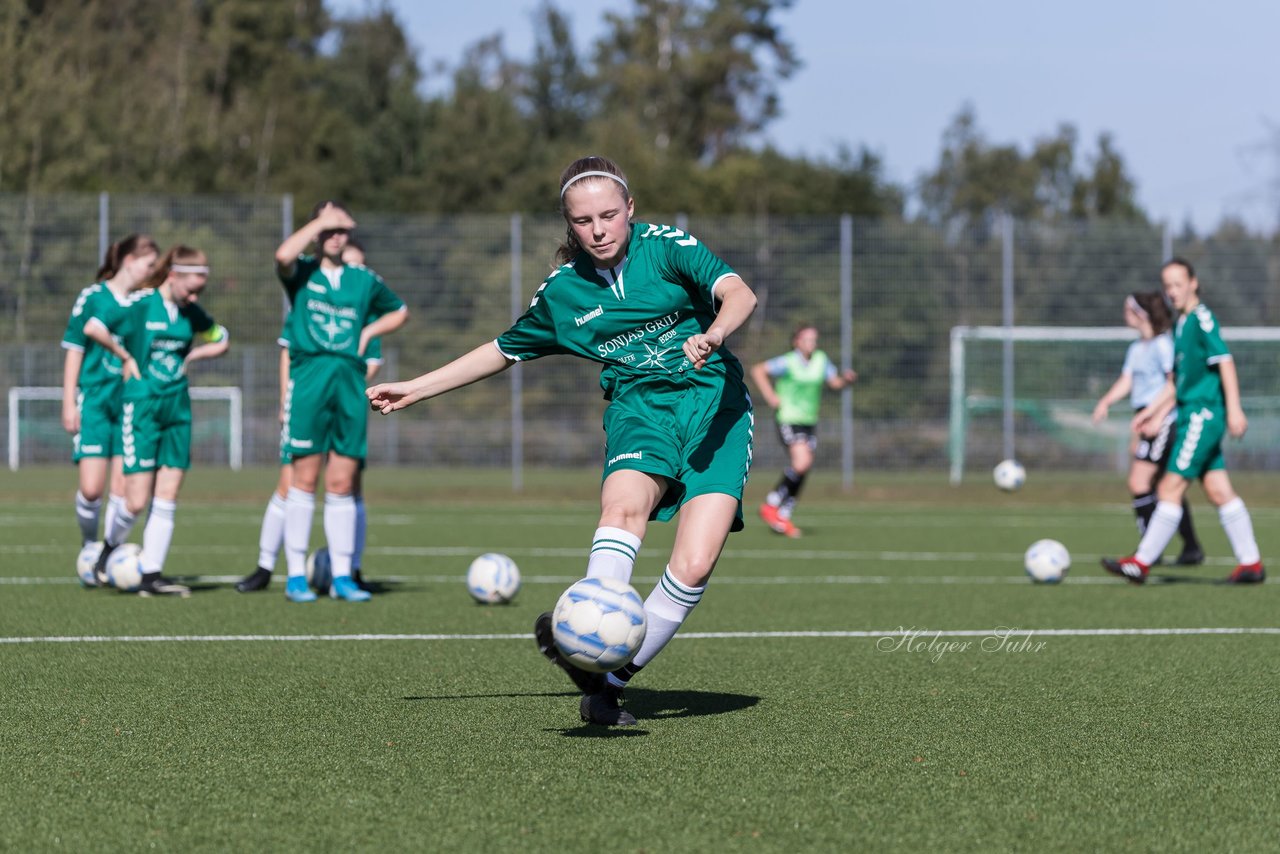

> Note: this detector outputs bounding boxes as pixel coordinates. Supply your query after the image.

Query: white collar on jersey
[594,255,628,301]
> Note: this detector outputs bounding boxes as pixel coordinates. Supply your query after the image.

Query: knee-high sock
[140,498,176,575]
[587,526,641,583]
[1132,492,1156,535]
[1218,497,1261,565]
[353,495,367,571]
[607,566,704,688]
[103,494,124,543]
[779,471,807,520]
[324,493,356,578]
[257,492,287,571]
[767,466,804,509]
[75,491,102,546]
[1136,501,1182,566]
[105,503,139,547]
[1178,498,1201,551]
[284,487,315,578]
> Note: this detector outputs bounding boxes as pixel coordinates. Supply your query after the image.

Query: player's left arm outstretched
[683,276,757,370]
[368,342,512,413]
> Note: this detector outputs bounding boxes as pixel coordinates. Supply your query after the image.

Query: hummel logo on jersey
[307,282,327,293]
[575,305,604,327]
[607,451,643,465]
[146,321,169,330]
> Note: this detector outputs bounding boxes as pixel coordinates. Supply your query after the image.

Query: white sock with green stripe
[606,566,704,688]
[587,526,641,583]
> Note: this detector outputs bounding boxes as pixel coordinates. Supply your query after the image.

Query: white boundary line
[1,627,1278,645]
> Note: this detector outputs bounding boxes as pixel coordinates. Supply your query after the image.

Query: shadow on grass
[402,691,580,701]
[549,727,650,739]
[623,688,761,720]
[1148,574,1221,585]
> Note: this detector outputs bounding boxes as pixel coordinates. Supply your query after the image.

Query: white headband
[172,264,209,274]
[560,170,628,198]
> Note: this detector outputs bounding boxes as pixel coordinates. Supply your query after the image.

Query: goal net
[7,386,243,471]
[949,326,1280,483]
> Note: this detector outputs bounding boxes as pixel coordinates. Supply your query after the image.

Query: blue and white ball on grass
[77,542,104,587]
[1024,539,1070,583]
[552,577,647,673]
[466,553,521,604]
[993,459,1026,492]
[306,548,332,595]
[106,543,144,592]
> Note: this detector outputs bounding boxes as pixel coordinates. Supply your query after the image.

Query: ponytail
[96,234,159,280]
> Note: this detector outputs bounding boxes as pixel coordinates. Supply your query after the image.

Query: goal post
[949,325,1280,484]
[7,386,242,471]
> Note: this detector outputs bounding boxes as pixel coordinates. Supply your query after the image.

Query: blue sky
[332,0,1280,233]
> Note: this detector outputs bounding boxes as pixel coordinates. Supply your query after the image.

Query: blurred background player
[1102,259,1263,584]
[751,324,857,537]
[61,234,158,561]
[85,245,230,596]
[236,236,384,593]
[1092,291,1201,564]
[368,155,757,727]
[273,202,407,603]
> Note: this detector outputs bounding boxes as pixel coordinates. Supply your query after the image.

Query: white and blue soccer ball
[552,577,647,673]
[77,542,104,587]
[306,548,332,595]
[106,543,144,592]
[1024,539,1070,583]
[993,459,1026,492]
[466,553,521,604]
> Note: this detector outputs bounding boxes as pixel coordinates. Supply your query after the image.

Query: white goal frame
[7,386,242,471]
[949,325,1280,484]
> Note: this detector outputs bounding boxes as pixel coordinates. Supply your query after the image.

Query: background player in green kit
[275,202,408,603]
[84,245,230,596]
[368,155,759,727]
[1102,258,1264,585]
[751,324,857,538]
[61,234,159,559]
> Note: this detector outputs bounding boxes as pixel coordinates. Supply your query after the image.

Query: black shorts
[1134,409,1175,467]
[777,423,817,451]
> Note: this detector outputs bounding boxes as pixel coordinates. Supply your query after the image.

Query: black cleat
[534,611,604,695]
[93,542,117,587]
[137,573,191,598]
[580,684,637,727]
[1101,555,1149,585]
[1174,548,1205,566]
[234,567,273,592]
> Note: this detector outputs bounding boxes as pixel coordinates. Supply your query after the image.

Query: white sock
[140,498,176,575]
[587,526,642,583]
[607,566,705,685]
[75,491,101,546]
[1219,497,1261,565]
[284,487,315,578]
[1135,501,1182,566]
[324,493,356,578]
[104,494,125,542]
[106,504,139,547]
[353,495,367,571]
[257,493,288,571]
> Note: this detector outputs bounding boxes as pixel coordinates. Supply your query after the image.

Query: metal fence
[3,193,1278,480]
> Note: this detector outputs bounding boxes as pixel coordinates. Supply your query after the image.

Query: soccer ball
[551,577,647,673]
[466,553,521,604]
[1024,539,1070,583]
[306,547,332,595]
[993,459,1026,492]
[77,542,103,587]
[106,543,144,592]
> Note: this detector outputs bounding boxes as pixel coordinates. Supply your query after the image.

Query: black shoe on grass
[235,567,273,592]
[1174,548,1205,566]
[353,568,372,593]
[580,684,637,727]
[93,542,117,587]
[534,611,604,695]
[138,573,191,598]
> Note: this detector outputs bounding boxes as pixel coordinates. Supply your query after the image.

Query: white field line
[1,627,1279,645]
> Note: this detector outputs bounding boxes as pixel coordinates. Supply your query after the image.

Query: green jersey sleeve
[365,272,405,319]
[1192,305,1231,364]
[647,225,737,307]
[494,280,567,361]
[183,302,216,336]
[279,254,320,298]
[365,336,383,364]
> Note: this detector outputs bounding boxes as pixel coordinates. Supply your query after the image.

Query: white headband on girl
[1125,295,1148,321]
[172,264,210,274]
[560,170,629,198]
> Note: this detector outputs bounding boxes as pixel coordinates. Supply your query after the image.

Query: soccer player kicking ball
[368,155,757,726]
[1101,258,1264,584]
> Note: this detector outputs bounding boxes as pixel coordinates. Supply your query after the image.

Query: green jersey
[106,289,219,401]
[279,318,382,365]
[61,282,132,391]
[765,349,834,424]
[1174,303,1231,410]
[496,222,742,399]
[279,257,404,368]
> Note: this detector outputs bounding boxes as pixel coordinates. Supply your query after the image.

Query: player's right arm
[61,348,83,434]
[278,347,290,424]
[749,360,781,410]
[367,343,513,414]
[1131,378,1175,435]
[82,318,141,382]
[275,203,355,275]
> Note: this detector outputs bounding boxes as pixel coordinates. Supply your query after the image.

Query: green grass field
[2,466,1279,852]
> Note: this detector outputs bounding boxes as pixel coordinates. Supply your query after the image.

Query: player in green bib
[61,234,159,559]
[368,155,759,727]
[84,245,230,596]
[274,202,408,603]
[1102,258,1264,584]
[751,324,857,537]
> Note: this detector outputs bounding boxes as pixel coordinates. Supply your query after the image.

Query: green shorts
[286,356,368,461]
[73,384,123,462]
[121,391,191,474]
[602,372,754,532]
[1166,405,1226,480]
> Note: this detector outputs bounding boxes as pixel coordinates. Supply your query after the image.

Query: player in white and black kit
[1092,291,1202,564]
